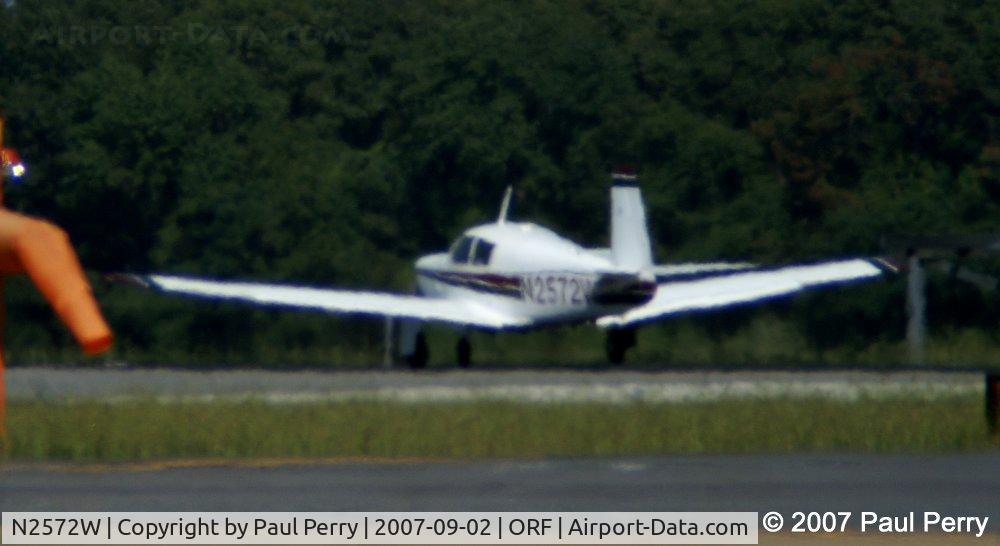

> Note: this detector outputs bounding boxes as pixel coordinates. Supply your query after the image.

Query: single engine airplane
[122,169,893,367]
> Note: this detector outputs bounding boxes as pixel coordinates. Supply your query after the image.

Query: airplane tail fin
[610,167,653,271]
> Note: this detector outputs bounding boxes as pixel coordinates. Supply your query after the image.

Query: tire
[606,338,626,364]
[407,332,429,369]
[456,336,472,368]
[605,328,635,365]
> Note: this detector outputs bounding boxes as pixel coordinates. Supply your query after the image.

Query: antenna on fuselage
[497,185,513,225]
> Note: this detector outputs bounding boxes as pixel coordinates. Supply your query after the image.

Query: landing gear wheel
[605,328,636,365]
[606,341,626,364]
[456,336,472,368]
[406,332,429,369]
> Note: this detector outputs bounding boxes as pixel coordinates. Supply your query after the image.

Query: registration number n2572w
[521,274,594,305]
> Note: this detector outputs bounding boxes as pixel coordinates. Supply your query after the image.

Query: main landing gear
[456,335,472,368]
[605,327,636,364]
[402,329,473,369]
[403,327,632,368]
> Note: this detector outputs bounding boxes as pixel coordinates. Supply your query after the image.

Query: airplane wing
[118,274,530,330]
[652,262,757,281]
[589,248,757,278]
[597,258,894,328]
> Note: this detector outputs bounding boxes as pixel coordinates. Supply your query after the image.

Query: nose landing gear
[405,331,429,369]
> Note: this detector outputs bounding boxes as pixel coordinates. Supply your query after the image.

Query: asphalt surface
[2,454,998,527]
[4,367,984,403]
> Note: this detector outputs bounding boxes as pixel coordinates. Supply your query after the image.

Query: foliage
[0,0,997,366]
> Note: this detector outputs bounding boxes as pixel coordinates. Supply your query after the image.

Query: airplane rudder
[610,165,653,271]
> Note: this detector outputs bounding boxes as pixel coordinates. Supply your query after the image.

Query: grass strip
[3,396,998,461]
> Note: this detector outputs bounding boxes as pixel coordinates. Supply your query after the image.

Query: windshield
[450,236,474,263]
[472,239,494,265]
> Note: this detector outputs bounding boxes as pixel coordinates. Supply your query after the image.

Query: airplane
[120,168,894,367]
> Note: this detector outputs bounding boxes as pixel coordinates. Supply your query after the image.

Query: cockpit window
[472,239,494,265]
[450,236,474,263]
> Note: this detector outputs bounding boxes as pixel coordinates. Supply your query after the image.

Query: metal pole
[906,253,926,366]
[987,374,999,435]
[382,317,395,369]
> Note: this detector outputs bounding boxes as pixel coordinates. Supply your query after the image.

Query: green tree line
[0,0,997,367]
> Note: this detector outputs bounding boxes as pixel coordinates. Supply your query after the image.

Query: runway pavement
[2,454,998,527]
[4,367,985,403]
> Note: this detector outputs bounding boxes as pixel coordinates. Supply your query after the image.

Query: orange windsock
[0,209,112,354]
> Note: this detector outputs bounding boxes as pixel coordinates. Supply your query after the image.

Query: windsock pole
[1,114,8,447]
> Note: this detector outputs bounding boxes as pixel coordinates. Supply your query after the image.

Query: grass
[3,396,997,462]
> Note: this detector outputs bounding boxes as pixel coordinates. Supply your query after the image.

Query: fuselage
[415,222,656,326]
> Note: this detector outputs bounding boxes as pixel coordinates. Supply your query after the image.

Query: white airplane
[122,169,894,367]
